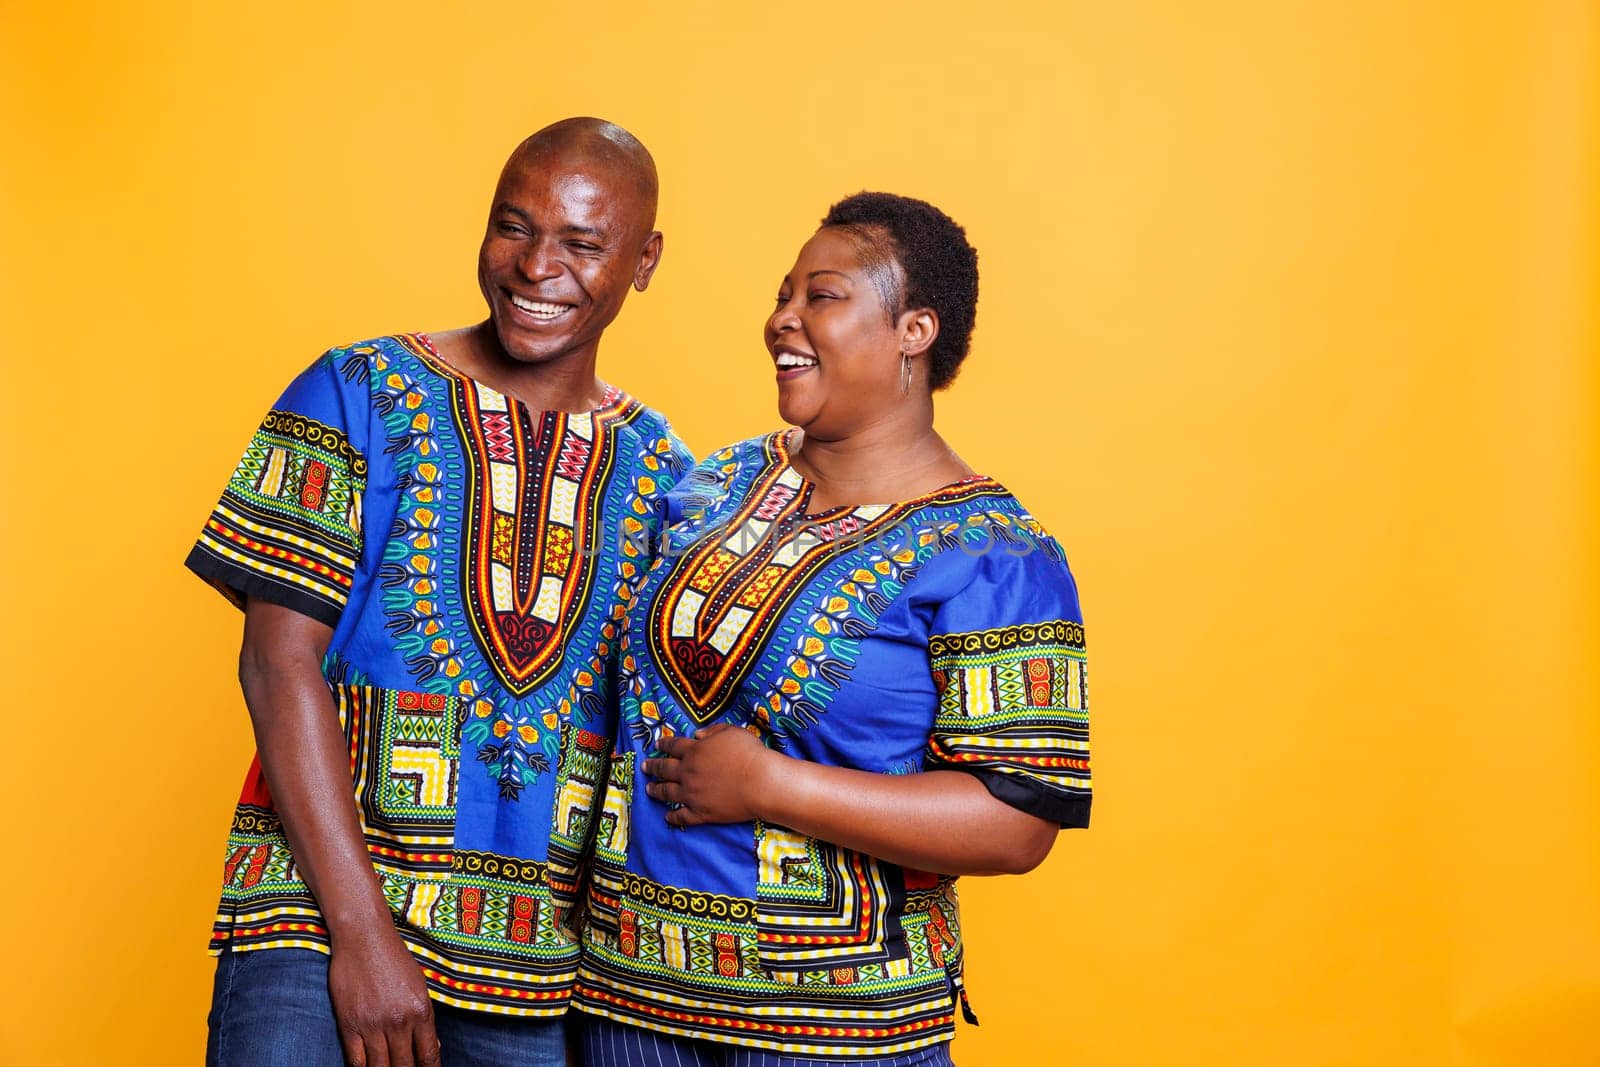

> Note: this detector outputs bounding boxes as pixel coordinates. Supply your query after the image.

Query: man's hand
[328,927,441,1067]
[642,724,776,826]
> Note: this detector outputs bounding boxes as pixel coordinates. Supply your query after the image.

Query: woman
[574,193,1091,1064]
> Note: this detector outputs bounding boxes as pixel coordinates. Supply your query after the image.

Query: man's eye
[569,242,601,253]
[498,222,527,236]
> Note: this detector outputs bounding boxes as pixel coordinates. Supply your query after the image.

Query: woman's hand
[643,720,1057,874]
[643,724,775,826]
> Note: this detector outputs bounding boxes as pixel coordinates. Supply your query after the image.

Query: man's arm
[239,599,441,1067]
[643,724,1057,876]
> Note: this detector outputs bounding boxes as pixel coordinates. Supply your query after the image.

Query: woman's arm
[239,599,441,1067]
[643,724,1057,876]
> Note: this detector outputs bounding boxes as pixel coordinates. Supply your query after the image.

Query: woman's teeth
[775,353,818,368]
[510,294,570,319]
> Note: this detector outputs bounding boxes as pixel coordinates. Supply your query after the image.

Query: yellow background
[2,2,1596,1064]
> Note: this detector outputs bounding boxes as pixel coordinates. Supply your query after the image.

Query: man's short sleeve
[923,534,1092,828]
[184,351,368,628]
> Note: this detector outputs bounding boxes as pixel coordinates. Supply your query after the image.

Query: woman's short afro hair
[821,192,979,390]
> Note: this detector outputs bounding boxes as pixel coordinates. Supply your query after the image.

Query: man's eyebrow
[490,207,606,240]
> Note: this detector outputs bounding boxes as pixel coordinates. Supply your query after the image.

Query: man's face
[477,152,661,366]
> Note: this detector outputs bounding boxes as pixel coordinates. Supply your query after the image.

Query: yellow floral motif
[543,525,573,574]
[736,565,786,608]
[690,550,737,593]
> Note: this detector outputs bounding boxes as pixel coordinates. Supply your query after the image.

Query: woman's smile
[772,343,819,380]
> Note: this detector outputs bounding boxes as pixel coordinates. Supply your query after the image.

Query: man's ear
[634,231,664,292]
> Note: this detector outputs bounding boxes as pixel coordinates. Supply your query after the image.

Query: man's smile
[507,291,575,322]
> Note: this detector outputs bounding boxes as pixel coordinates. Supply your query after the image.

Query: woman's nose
[768,298,800,333]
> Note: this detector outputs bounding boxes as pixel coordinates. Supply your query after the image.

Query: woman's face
[764,227,905,437]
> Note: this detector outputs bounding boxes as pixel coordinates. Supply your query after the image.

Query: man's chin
[491,326,583,366]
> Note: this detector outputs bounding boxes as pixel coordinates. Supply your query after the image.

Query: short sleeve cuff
[966,767,1091,829]
[185,544,345,629]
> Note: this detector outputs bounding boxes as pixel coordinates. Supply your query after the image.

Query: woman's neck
[790,407,973,510]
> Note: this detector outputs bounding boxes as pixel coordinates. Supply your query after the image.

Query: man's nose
[517,240,562,282]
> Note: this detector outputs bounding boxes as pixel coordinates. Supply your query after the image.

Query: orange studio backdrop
[2,2,1596,1064]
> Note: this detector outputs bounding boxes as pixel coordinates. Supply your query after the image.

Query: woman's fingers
[655,733,695,758]
[645,779,681,803]
[666,805,706,828]
[642,756,680,781]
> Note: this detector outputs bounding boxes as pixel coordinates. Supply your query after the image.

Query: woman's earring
[901,352,912,395]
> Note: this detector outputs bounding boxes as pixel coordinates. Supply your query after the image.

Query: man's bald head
[475,118,665,371]
[504,117,659,230]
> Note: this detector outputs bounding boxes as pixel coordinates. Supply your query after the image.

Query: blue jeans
[206,946,568,1066]
[581,1018,956,1066]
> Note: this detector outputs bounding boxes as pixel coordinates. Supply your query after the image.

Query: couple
[187,117,1091,1067]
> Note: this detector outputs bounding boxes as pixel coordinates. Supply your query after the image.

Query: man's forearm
[239,600,392,942]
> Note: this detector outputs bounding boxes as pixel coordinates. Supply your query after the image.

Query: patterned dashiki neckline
[402,332,642,698]
[650,431,1003,721]
[410,332,630,419]
[771,427,998,520]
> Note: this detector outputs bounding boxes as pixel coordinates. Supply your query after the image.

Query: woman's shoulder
[673,433,784,490]
[915,480,1070,564]
[908,482,1083,618]
[658,432,783,519]
[697,431,786,469]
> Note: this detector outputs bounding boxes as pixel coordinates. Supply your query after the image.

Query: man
[187,118,692,1067]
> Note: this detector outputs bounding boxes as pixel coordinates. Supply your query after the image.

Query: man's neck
[431,322,607,412]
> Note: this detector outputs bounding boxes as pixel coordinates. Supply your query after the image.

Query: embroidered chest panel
[452,379,621,697]
[645,445,1008,724]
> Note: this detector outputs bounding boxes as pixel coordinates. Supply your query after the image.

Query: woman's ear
[898,307,940,358]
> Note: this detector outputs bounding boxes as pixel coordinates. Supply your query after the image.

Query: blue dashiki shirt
[574,431,1091,1057]
[185,333,693,1015]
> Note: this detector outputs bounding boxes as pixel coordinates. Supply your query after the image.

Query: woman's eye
[808,291,836,301]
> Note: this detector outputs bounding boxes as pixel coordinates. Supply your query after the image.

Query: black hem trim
[184,546,344,630]
[959,767,1091,828]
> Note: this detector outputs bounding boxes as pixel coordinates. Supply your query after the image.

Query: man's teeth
[775,353,818,369]
[510,294,570,318]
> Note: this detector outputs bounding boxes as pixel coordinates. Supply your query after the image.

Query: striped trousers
[580,1018,957,1067]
